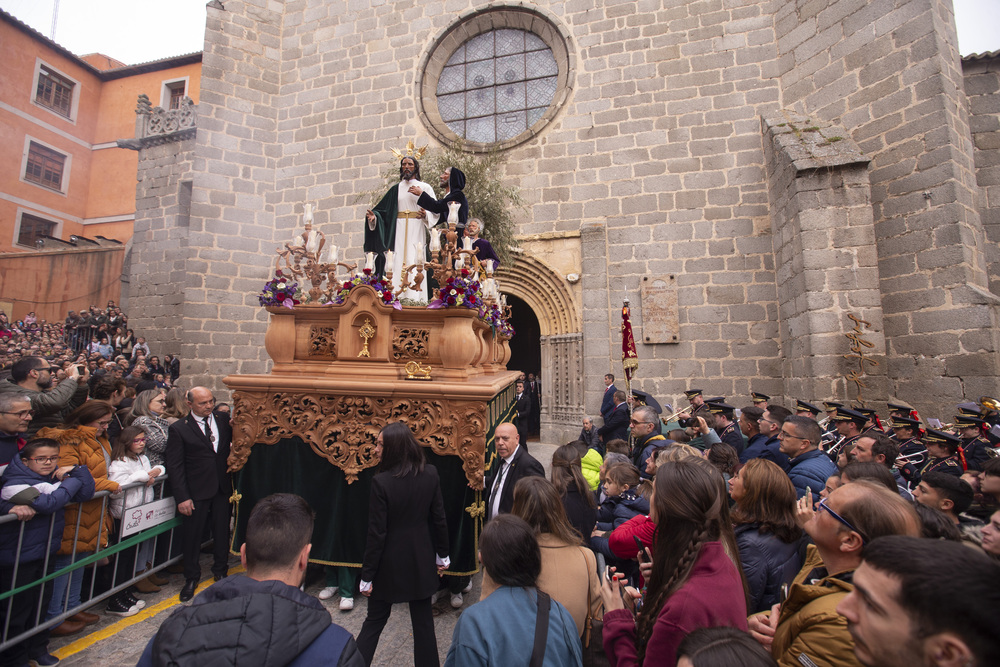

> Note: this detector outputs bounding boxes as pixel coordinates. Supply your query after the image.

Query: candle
[414,244,424,267]
[429,229,441,252]
[292,233,305,247]
[304,203,313,224]
[462,236,473,251]
[501,294,507,307]
[455,257,464,270]
[366,252,375,271]
[385,250,394,271]
[306,230,320,254]
[327,244,338,265]
[484,259,494,274]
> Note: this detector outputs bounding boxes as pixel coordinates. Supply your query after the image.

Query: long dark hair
[550,443,596,509]
[511,476,584,546]
[111,425,146,462]
[730,458,802,543]
[378,422,425,477]
[637,459,737,662]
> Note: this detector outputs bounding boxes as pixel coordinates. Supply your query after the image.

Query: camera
[77,365,86,374]
[678,416,699,429]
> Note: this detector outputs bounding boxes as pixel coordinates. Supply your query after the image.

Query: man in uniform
[795,400,822,420]
[705,400,745,456]
[855,407,884,437]
[886,400,917,423]
[829,407,867,461]
[750,392,769,409]
[888,416,927,470]
[955,414,992,471]
[899,428,963,488]
[364,155,440,300]
[684,389,707,415]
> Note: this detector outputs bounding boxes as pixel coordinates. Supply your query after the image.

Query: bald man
[485,423,544,519]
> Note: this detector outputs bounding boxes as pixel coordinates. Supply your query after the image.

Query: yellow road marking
[53,565,246,659]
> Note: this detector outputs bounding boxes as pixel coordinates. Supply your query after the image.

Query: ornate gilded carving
[358,318,376,357]
[308,326,337,357]
[404,360,432,380]
[229,391,489,487]
[392,326,430,361]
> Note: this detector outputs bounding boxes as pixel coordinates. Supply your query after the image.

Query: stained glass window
[436,29,558,144]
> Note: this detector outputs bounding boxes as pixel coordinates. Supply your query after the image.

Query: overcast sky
[0,0,997,65]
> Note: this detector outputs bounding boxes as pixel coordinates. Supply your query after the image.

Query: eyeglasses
[777,428,808,442]
[818,497,868,545]
[1,410,33,418]
[27,455,59,464]
[629,420,654,427]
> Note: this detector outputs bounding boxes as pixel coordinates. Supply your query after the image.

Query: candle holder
[275,206,356,303]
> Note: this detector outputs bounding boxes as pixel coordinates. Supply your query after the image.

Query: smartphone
[633,536,646,562]
[805,485,813,502]
[76,365,85,374]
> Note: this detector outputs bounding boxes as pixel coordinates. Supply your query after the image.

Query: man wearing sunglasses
[0,356,88,437]
[748,480,920,667]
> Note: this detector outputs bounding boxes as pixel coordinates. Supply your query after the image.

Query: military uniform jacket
[961,435,991,471]
[716,422,745,456]
[901,455,961,486]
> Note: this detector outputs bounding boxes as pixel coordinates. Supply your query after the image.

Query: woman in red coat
[601,458,748,666]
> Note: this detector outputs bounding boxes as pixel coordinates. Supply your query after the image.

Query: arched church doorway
[506,294,541,377]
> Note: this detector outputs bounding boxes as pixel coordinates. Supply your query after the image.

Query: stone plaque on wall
[640,275,679,344]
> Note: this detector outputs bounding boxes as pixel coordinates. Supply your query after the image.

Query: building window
[24,142,67,191]
[17,213,56,248]
[167,82,186,109]
[35,65,75,118]
[418,7,574,150]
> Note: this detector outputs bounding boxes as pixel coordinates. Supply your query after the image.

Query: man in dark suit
[486,423,544,519]
[527,372,541,436]
[513,380,531,447]
[598,390,630,444]
[600,374,617,421]
[165,386,233,603]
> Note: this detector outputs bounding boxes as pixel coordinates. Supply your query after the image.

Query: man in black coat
[486,423,544,519]
[165,386,233,602]
[598,390,629,444]
[600,374,617,422]
[513,380,532,447]
[527,372,541,436]
[411,166,468,231]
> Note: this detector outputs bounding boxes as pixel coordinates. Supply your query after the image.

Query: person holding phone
[601,458,747,666]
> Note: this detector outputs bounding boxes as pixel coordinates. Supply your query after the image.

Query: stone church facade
[126,0,999,444]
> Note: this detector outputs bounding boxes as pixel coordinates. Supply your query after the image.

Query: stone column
[763,113,887,405]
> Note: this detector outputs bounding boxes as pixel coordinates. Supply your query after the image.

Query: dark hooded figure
[410,166,468,231]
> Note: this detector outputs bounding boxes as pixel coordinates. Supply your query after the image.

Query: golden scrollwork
[392,327,430,361]
[404,360,432,380]
[843,313,879,405]
[308,326,337,357]
[465,500,485,519]
[229,391,489,487]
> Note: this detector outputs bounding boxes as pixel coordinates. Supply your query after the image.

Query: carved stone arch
[496,251,580,336]
[497,251,583,443]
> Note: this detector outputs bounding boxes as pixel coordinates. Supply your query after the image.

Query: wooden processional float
[223,203,517,575]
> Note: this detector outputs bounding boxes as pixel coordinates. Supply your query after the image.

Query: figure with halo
[364,143,440,302]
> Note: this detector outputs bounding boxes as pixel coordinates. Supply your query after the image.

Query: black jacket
[417,167,468,229]
[138,575,365,667]
[165,412,232,503]
[598,402,629,443]
[486,445,544,518]
[361,465,450,602]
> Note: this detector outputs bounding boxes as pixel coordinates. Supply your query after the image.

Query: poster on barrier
[121,497,176,538]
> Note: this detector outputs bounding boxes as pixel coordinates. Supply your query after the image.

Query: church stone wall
[964,54,1000,297]
[127,0,1000,425]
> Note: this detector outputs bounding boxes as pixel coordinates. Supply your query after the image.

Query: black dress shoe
[180,579,197,602]
[213,572,228,582]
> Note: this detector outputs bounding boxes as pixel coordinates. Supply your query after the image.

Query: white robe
[392,179,439,302]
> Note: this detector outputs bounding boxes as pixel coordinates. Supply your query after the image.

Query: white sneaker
[339,596,354,611]
[462,581,473,594]
[318,586,338,600]
[430,589,445,604]
[450,592,463,608]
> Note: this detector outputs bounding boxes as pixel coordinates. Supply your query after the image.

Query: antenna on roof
[49,0,59,41]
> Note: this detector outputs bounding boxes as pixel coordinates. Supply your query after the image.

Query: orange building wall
[0,247,124,323]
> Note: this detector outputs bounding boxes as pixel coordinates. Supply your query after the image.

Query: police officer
[899,428,963,487]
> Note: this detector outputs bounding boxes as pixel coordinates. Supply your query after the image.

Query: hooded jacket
[734,522,806,614]
[36,424,119,554]
[0,455,94,565]
[417,167,469,228]
[137,575,365,667]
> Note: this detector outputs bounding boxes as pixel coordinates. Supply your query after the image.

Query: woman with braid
[601,458,748,666]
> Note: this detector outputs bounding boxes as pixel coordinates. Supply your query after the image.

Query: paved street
[51,439,558,666]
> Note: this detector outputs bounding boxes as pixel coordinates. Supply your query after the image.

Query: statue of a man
[364,156,440,301]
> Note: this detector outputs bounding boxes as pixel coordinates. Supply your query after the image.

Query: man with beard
[364,156,440,301]
[837,536,1000,667]
[0,357,88,437]
[409,166,468,231]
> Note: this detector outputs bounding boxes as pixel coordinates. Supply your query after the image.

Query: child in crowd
[590,462,649,583]
[0,439,94,666]
[107,426,164,609]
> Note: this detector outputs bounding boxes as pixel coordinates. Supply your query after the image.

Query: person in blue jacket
[779,416,838,504]
[0,438,94,667]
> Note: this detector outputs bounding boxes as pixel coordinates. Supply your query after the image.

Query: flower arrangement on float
[428,269,482,310]
[481,303,516,338]
[330,268,402,310]
[258,271,302,309]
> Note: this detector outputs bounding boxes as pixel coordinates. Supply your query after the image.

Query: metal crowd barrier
[0,475,180,652]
